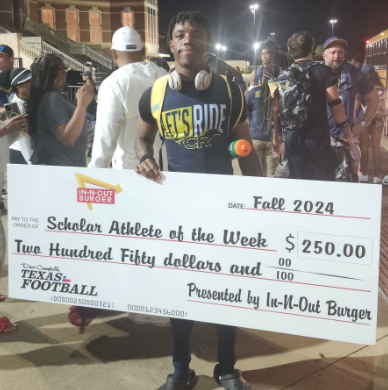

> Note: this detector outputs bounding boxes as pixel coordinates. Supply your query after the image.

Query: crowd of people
[0,9,386,390]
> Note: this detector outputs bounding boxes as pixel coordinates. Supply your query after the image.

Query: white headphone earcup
[195,70,212,91]
[168,70,182,91]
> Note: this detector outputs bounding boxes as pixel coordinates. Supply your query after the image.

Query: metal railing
[25,20,113,70]
[66,85,82,105]
[24,20,82,52]
[19,40,41,60]
[85,46,113,70]
[42,42,86,72]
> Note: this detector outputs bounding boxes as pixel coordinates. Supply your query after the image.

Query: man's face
[169,21,209,69]
[323,44,346,72]
[261,49,274,66]
[0,52,14,71]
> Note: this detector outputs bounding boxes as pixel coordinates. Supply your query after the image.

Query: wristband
[328,99,342,108]
[140,154,155,164]
[337,120,349,129]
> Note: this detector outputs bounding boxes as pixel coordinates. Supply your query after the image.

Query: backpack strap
[220,75,244,131]
[150,74,169,137]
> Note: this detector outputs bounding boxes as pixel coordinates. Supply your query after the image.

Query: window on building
[122,9,134,28]
[67,8,79,42]
[90,10,101,42]
[147,7,157,44]
[147,0,156,6]
[41,6,54,29]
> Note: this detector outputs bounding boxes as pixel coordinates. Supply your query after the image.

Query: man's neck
[296,55,313,62]
[118,59,143,68]
[174,63,207,82]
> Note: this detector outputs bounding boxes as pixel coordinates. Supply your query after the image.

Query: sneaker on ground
[360,173,369,183]
[373,177,382,184]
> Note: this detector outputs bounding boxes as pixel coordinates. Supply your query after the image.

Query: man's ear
[111,49,118,61]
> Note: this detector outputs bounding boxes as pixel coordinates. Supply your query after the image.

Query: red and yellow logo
[75,173,122,210]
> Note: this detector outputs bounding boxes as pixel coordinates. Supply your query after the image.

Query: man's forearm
[135,136,155,161]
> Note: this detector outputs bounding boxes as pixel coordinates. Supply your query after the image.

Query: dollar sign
[285,234,295,252]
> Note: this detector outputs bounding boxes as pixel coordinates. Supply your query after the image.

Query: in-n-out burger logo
[77,188,115,204]
[75,173,122,210]
[21,270,98,296]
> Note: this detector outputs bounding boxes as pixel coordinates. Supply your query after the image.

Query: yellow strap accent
[220,75,233,131]
[150,74,169,137]
[233,84,245,130]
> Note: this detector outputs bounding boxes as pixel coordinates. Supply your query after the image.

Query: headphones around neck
[168,67,213,92]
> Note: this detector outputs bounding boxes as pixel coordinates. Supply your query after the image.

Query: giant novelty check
[8,165,381,344]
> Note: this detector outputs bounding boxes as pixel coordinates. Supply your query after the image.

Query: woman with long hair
[0,67,32,164]
[27,54,94,166]
[357,64,386,183]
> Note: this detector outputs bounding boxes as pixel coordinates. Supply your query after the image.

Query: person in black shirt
[136,11,262,390]
[284,32,353,180]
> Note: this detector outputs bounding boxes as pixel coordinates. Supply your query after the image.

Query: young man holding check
[135,10,262,390]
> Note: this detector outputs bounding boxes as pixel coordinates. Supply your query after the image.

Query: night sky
[159,0,388,60]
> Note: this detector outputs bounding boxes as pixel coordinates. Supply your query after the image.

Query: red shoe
[0,317,18,334]
[68,306,102,332]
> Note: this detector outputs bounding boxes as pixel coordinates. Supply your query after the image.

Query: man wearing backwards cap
[0,45,14,110]
[323,36,379,182]
[89,26,167,169]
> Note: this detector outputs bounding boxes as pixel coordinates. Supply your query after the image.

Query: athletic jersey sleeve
[359,72,375,96]
[138,87,156,125]
[230,80,247,127]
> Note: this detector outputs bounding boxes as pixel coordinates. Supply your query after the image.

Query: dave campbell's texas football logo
[75,173,122,210]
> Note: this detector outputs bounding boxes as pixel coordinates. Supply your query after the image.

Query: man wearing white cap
[89,26,167,169]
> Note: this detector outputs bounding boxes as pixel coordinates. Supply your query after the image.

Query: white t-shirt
[8,93,33,164]
[0,122,19,189]
[89,61,167,169]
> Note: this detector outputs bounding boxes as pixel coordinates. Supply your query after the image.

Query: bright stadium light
[329,19,338,36]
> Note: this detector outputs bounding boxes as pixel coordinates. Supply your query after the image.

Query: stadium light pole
[330,19,338,36]
[253,42,260,67]
[222,46,227,60]
[250,4,259,40]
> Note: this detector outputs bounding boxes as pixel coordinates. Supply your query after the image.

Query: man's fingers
[135,160,161,182]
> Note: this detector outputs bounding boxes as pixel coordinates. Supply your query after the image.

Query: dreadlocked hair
[0,67,27,93]
[166,11,212,47]
[27,53,63,137]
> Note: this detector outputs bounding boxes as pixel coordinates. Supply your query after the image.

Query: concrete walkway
[1,212,388,389]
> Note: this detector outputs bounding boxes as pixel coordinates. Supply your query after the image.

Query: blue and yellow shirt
[139,74,246,174]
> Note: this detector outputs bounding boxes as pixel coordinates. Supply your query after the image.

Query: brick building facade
[0,0,160,56]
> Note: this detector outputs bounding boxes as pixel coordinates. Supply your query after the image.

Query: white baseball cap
[111,26,144,52]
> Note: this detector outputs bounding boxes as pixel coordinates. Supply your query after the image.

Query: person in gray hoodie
[89,26,167,169]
